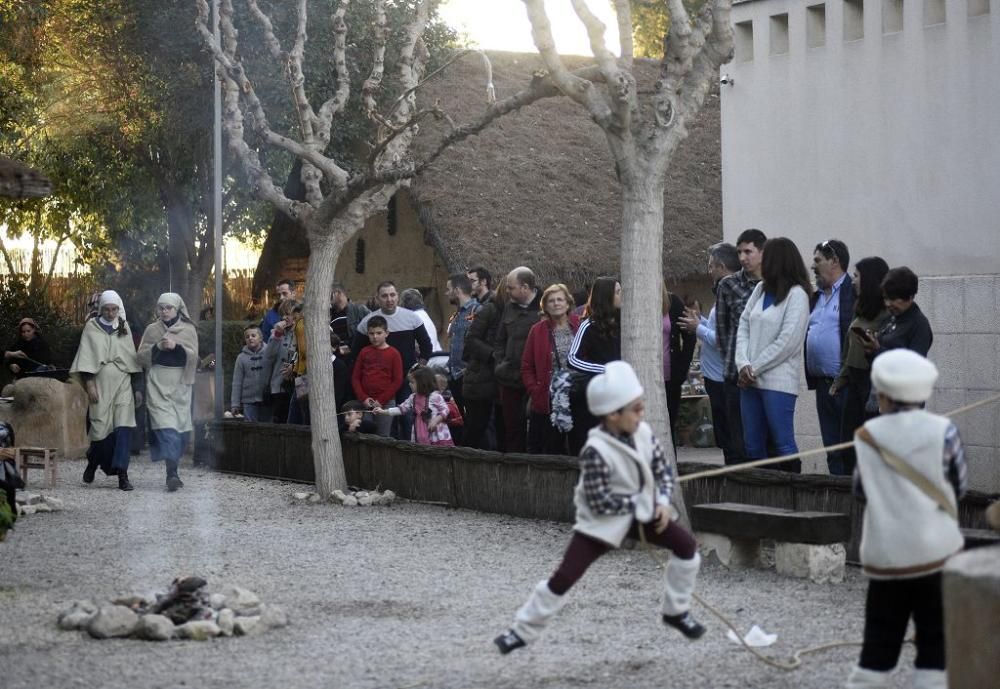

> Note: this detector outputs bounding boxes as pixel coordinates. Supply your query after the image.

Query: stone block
[963,446,1000,493]
[696,532,760,568]
[774,542,845,583]
[964,334,1000,389]
[962,276,1000,333]
[0,378,89,459]
[923,278,964,334]
[943,546,1000,689]
[929,334,967,389]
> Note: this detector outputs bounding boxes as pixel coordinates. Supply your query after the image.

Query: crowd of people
[226,230,937,483]
[2,231,942,491]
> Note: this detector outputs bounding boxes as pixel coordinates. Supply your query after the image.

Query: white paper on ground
[726,625,778,647]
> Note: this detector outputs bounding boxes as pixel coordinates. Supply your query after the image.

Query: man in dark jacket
[494,267,542,453]
[462,288,502,450]
[805,239,856,475]
[329,282,370,346]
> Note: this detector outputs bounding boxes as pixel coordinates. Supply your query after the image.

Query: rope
[636,526,888,671]
[678,390,1000,484]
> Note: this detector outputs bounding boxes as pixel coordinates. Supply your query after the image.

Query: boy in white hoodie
[847,349,966,689]
[494,360,705,654]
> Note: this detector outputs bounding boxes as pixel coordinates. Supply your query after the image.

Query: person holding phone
[831,257,890,474]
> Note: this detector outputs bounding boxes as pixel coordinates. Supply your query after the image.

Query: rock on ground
[87,605,139,639]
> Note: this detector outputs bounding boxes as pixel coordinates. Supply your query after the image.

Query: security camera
[719,74,735,87]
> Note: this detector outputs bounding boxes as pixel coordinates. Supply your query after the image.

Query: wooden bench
[961,528,1000,550]
[14,447,58,488]
[691,502,851,583]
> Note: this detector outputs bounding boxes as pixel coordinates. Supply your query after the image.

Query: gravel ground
[0,453,919,689]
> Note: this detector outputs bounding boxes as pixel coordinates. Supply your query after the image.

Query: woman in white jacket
[735,237,812,472]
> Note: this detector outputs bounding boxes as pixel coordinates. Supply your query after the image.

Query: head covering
[156,293,190,321]
[587,360,644,416]
[98,290,127,324]
[0,421,14,448]
[871,349,938,403]
[17,317,40,334]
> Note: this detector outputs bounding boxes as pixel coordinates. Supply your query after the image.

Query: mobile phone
[850,326,872,340]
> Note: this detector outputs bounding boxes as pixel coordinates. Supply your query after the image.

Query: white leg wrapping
[845,665,894,688]
[510,580,568,645]
[910,669,947,689]
[661,552,701,616]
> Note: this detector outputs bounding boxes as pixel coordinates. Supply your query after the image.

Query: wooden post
[943,546,1000,688]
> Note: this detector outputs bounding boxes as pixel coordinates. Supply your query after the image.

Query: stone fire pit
[57,577,288,641]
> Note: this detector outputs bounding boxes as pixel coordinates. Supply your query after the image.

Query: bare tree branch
[41,229,69,295]
[195,0,311,220]
[195,0,348,196]
[569,0,635,134]
[361,0,388,120]
[614,0,635,68]
[521,0,614,129]
[244,0,283,59]
[315,2,351,142]
[0,234,17,277]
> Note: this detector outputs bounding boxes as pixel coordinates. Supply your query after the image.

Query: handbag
[548,330,589,433]
[293,374,309,400]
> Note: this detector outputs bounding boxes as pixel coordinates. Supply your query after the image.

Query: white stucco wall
[721,0,1000,490]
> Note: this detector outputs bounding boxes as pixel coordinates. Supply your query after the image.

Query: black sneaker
[82,461,98,484]
[662,612,706,640]
[118,473,134,491]
[166,475,184,492]
[494,629,526,655]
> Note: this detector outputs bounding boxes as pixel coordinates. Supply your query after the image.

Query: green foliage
[0,494,15,539]
[629,0,708,58]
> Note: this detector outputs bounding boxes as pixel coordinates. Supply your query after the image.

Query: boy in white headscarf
[846,349,966,689]
[71,290,143,491]
[494,361,705,654]
[137,293,199,491]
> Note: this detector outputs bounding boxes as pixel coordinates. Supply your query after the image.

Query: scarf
[137,293,199,384]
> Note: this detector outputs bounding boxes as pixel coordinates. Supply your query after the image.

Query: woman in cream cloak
[137,293,199,491]
[71,290,142,491]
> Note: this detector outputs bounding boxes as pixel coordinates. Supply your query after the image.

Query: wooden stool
[14,447,58,488]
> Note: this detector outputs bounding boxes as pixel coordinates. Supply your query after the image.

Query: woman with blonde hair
[521,283,580,454]
[138,293,199,491]
[72,290,143,491]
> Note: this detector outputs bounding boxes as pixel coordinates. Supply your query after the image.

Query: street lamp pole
[212,0,224,422]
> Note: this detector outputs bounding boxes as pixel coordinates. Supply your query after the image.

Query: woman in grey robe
[137,293,199,491]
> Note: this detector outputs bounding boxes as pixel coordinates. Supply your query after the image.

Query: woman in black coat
[566,277,622,454]
[4,318,53,379]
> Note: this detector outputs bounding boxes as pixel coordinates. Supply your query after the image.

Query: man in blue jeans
[805,239,855,474]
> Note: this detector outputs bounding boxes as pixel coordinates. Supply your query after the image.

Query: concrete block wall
[790,275,1000,492]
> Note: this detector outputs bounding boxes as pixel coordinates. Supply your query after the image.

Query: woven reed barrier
[206,421,995,560]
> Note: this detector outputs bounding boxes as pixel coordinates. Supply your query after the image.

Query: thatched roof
[0,156,52,199]
[411,51,721,287]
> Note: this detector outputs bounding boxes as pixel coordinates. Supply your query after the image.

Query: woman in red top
[522,284,581,455]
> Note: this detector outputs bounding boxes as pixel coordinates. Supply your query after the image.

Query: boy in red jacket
[351,316,403,436]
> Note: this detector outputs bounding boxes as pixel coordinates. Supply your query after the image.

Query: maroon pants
[548,520,697,595]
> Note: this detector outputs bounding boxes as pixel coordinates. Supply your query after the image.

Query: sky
[438,0,621,56]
